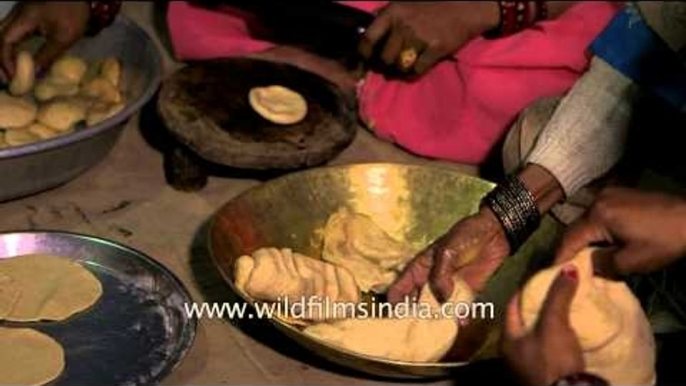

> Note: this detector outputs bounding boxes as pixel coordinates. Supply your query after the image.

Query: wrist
[473,2,502,34]
[517,163,565,214]
[86,1,122,36]
[478,206,512,252]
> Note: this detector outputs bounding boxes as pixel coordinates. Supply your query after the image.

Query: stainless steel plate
[0,232,196,386]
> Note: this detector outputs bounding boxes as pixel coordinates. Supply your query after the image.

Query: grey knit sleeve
[526,57,639,197]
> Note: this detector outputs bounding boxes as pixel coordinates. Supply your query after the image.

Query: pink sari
[167,2,620,164]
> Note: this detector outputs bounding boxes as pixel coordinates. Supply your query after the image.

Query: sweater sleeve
[526,57,639,197]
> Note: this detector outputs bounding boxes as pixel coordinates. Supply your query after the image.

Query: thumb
[537,265,579,335]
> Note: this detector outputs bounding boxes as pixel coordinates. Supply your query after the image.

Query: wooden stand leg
[164,142,208,191]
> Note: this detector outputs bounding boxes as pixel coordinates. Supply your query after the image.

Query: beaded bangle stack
[482,175,541,252]
[490,1,548,37]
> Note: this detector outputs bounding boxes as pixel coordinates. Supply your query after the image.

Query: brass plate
[209,163,562,379]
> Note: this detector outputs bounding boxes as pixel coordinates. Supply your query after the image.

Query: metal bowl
[209,163,562,379]
[0,15,162,202]
[0,231,197,386]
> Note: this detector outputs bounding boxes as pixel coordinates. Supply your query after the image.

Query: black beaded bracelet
[482,175,541,251]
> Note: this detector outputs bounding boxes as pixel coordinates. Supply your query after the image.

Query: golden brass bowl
[209,163,562,379]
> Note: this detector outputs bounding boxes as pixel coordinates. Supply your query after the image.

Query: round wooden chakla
[208,163,563,379]
[157,58,357,191]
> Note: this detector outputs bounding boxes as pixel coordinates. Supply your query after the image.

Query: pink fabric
[168,2,621,164]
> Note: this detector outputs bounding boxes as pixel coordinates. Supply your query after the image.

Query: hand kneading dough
[0,328,65,386]
[304,277,474,362]
[0,254,103,322]
[10,51,36,96]
[248,85,307,125]
[322,208,415,292]
[235,248,360,320]
[520,248,656,386]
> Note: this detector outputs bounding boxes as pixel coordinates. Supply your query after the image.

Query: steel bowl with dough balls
[0,13,161,202]
[209,163,564,379]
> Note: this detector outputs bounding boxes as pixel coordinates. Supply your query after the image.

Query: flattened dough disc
[0,254,103,322]
[158,58,357,170]
[0,272,20,318]
[0,327,65,386]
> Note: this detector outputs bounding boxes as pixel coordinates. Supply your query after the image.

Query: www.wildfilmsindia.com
[184,297,495,321]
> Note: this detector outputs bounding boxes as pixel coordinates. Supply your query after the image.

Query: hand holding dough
[520,248,656,385]
[304,276,474,362]
[249,85,307,125]
[9,51,36,96]
[235,247,360,320]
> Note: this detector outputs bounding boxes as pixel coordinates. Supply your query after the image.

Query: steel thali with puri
[209,163,563,379]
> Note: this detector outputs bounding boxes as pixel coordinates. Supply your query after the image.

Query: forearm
[526,57,638,197]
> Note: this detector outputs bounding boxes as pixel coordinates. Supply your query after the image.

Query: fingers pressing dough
[10,51,36,96]
[304,276,474,362]
[519,248,656,386]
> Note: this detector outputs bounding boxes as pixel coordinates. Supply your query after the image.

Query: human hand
[555,187,686,276]
[502,265,585,386]
[0,1,90,81]
[387,207,510,304]
[358,1,499,76]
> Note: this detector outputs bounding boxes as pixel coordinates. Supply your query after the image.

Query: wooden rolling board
[158,58,357,170]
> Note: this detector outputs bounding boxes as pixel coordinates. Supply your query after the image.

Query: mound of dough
[235,247,360,320]
[520,248,656,385]
[0,254,103,322]
[322,208,414,292]
[0,327,65,386]
[248,85,307,125]
[304,277,474,362]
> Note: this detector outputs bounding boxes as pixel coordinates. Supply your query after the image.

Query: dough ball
[48,55,87,86]
[27,122,62,140]
[100,57,122,87]
[519,248,656,385]
[0,254,103,322]
[86,101,125,126]
[80,77,122,104]
[248,85,308,125]
[0,328,65,386]
[34,79,80,102]
[520,251,622,350]
[9,51,35,96]
[0,92,38,129]
[4,128,40,146]
[37,98,87,132]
